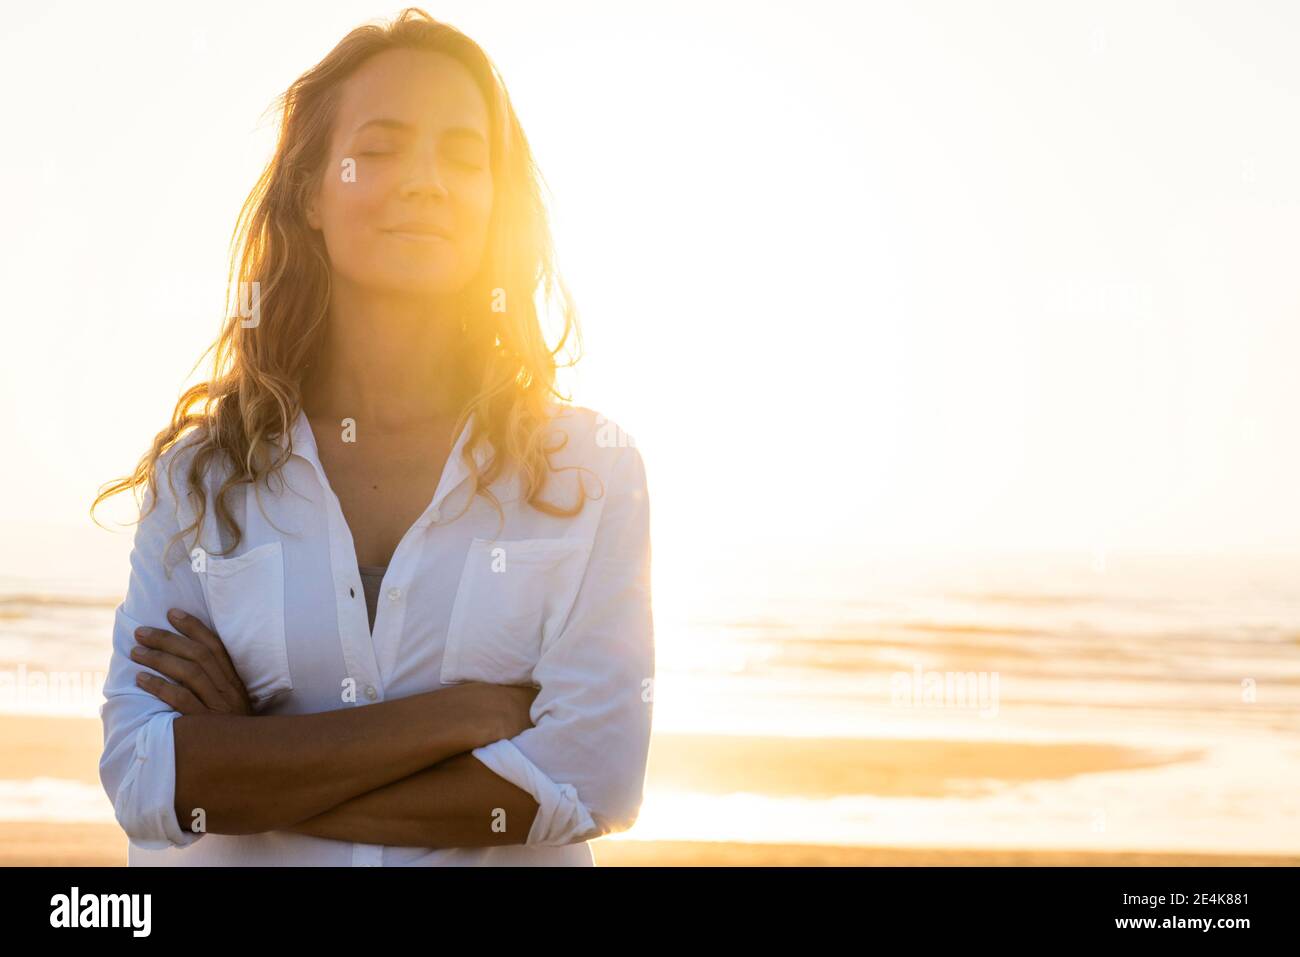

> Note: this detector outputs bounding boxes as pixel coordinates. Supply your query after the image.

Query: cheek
[458,180,495,254]
[320,171,388,261]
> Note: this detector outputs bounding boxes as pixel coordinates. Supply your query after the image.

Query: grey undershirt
[358,565,388,632]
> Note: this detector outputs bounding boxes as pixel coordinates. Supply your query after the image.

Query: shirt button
[365,685,377,701]
[428,508,440,523]
[388,587,402,602]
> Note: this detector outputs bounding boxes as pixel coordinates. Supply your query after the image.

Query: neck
[301,280,471,431]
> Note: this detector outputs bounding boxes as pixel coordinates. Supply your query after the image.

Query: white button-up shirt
[98,403,655,865]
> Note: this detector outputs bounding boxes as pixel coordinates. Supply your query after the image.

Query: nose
[400,145,449,199]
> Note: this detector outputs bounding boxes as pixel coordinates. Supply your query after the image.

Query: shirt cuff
[471,739,601,846]
[114,710,206,850]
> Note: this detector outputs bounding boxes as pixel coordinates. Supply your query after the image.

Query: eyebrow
[352,118,487,144]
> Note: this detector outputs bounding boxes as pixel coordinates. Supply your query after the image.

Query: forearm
[283,751,540,848]
[173,684,494,835]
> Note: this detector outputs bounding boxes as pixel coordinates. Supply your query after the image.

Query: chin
[378,275,464,297]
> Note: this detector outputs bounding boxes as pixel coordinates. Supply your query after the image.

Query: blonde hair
[93,7,596,557]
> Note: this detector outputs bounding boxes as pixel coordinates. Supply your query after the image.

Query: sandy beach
[2,714,1296,866]
[2,821,1295,867]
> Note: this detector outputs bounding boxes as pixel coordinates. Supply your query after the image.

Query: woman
[92,8,654,866]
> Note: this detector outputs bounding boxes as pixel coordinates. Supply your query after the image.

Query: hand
[494,682,540,739]
[459,681,540,744]
[130,608,256,716]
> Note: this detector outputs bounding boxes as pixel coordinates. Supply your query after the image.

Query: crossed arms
[151,622,543,846]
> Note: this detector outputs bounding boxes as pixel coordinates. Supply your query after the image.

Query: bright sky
[2,1,1298,594]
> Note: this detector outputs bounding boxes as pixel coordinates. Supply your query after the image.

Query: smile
[384,230,450,243]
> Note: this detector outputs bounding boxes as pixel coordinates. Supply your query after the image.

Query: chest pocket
[440,537,592,686]
[198,540,293,708]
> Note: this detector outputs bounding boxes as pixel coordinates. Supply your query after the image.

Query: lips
[383,223,452,239]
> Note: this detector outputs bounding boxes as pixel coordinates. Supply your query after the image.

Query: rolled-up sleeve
[98,445,210,849]
[471,442,655,846]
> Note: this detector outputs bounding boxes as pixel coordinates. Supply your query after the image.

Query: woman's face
[306,48,494,299]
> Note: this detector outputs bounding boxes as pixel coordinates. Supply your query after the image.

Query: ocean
[3,530,1298,854]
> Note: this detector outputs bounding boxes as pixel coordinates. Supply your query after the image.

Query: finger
[165,609,245,691]
[135,624,245,711]
[131,643,230,711]
[130,639,233,713]
[135,672,206,715]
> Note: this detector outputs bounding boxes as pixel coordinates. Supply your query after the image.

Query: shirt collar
[274,406,496,515]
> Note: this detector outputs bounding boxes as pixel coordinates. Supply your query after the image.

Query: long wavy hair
[92,7,595,559]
